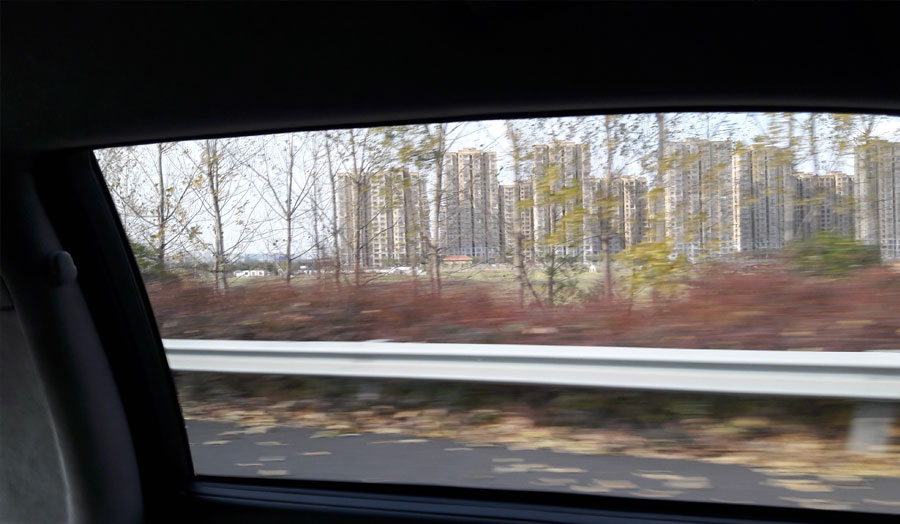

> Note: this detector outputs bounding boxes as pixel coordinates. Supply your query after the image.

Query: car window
[95,112,900,514]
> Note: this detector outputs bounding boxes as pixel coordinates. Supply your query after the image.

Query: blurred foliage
[786,233,881,277]
[616,240,690,300]
[148,258,900,351]
[131,241,181,282]
[526,162,588,306]
[131,241,159,273]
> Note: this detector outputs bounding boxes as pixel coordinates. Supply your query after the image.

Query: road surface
[187,420,900,514]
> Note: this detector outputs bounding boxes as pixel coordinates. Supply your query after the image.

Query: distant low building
[233,269,268,277]
[442,254,473,267]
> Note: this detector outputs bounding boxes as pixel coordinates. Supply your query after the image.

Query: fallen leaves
[863,499,900,507]
[180,395,900,481]
[370,439,428,444]
[629,489,682,498]
[569,479,636,491]
[780,497,854,510]
[764,479,833,493]
[663,477,711,489]
[531,478,577,486]
[257,469,289,477]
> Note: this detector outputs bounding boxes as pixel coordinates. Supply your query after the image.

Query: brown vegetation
[149,264,900,351]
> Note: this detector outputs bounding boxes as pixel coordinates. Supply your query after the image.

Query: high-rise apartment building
[645,187,666,243]
[732,144,794,252]
[531,142,591,257]
[337,170,370,266]
[581,177,604,260]
[793,172,854,240]
[663,139,735,257]
[618,175,648,248]
[855,140,900,259]
[498,181,535,261]
[336,137,897,270]
[581,175,648,259]
[441,149,502,260]
[338,169,427,267]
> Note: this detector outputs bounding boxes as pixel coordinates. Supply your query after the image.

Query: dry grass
[149,264,900,351]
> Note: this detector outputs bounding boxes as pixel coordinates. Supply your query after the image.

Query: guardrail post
[847,401,897,453]
[355,340,389,402]
[357,381,381,402]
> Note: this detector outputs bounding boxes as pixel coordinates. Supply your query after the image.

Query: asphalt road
[187,420,900,514]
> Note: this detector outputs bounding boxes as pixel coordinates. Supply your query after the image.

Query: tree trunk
[653,113,667,242]
[864,115,876,139]
[285,141,294,284]
[325,137,342,288]
[787,113,796,155]
[312,180,322,279]
[285,217,293,284]
[603,116,615,301]
[547,250,555,306]
[354,178,363,287]
[430,129,445,295]
[512,182,526,308]
[506,122,528,307]
[809,113,820,174]
[401,170,419,296]
[156,143,166,267]
[207,139,228,291]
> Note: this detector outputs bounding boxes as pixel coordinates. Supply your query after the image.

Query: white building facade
[855,140,900,259]
[663,139,735,257]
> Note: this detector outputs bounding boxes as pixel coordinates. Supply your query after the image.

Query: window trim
[184,478,893,524]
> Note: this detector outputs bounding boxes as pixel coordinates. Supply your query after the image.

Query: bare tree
[324,134,342,287]
[600,115,621,299]
[329,127,393,286]
[97,143,198,270]
[395,123,468,295]
[96,146,141,240]
[806,113,821,174]
[189,138,262,291]
[504,120,542,307]
[828,113,882,160]
[639,113,672,243]
[244,133,320,284]
[307,165,324,277]
[528,161,585,306]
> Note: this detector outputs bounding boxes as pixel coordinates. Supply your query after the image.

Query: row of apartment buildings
[337,139,899,266]
[663,139,897,259]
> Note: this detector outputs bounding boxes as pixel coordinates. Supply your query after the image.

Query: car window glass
[96,112,900,514]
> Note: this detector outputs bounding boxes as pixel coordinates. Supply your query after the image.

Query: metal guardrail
[163,339,900,401]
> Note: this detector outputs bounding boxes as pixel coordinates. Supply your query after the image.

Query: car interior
[2,2,899,523]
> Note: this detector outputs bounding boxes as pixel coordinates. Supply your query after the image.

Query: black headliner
[3,1,900,152]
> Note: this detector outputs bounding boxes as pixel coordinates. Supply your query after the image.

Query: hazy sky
[471,113,900,184]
